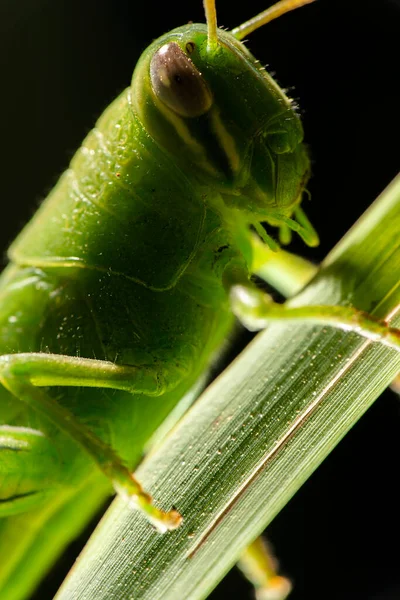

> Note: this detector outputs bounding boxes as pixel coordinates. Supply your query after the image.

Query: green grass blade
[56,176,400,600]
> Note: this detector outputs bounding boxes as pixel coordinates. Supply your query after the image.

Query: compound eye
[150,42,212,118]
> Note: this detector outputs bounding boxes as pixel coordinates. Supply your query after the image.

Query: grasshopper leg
[237,536,292,600]
[229,283,400,351]
[0,353,182,533]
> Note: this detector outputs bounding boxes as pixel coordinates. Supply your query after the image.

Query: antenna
[231,0,317,40]
[203,0,218,50]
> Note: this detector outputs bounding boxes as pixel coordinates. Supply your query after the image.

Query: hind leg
[0,353,181,532]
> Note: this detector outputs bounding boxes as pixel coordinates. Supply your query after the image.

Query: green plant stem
[251,235,318,297]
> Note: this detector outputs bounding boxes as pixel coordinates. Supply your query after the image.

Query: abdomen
[0,83,236,455]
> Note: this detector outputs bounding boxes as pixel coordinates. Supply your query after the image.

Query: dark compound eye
[150,42,212,118]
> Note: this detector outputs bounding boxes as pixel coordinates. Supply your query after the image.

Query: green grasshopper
[1,1,400,599]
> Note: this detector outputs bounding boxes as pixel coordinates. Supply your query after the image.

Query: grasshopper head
[131,23,310,224]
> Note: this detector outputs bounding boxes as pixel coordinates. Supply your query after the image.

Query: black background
[0,1,400,599]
